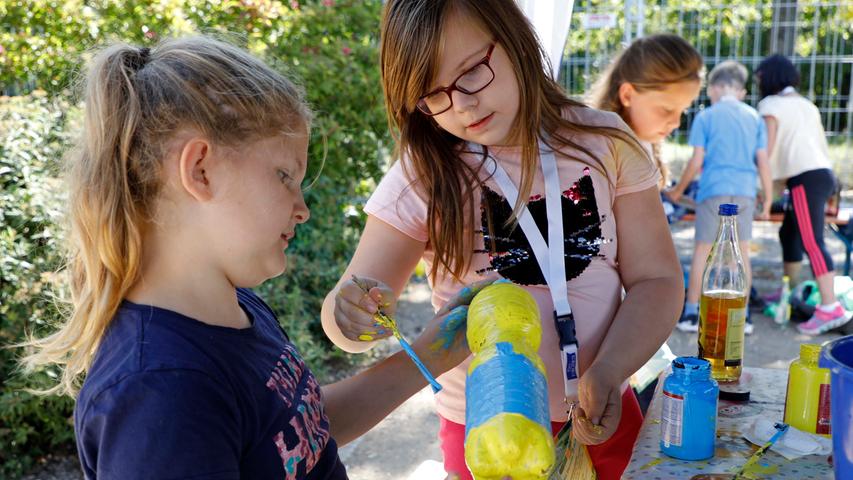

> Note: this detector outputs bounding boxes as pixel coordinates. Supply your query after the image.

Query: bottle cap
[718,203,738,216]
[672,356,712,381]
[718,372,752,401]
[673,356,711,371]
[799,343,822,365]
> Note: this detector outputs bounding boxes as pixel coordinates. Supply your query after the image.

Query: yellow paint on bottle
[465,413,555,480]
[464,283,555,479]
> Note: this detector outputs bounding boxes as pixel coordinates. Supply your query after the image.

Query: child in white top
[756,54,848,334]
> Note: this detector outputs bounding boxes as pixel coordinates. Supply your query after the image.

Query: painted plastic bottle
[773,275,792,326]
[464,282,555,480]
[660,357,719,461]
[699,203,748,382]
[784,343,832,436]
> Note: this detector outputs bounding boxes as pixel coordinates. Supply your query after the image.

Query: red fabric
[439,388,643,480]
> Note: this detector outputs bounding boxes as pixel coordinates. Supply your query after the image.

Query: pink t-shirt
[364,106,660,423]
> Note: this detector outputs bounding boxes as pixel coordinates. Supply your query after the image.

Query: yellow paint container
[784,343,831,436]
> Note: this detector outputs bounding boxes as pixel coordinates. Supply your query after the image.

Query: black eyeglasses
[417,43,496,116]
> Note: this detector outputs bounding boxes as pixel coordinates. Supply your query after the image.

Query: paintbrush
[351,275,442,393]
[731,422,789,480]
[689,422,789,480]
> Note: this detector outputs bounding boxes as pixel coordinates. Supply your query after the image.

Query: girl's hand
[573,362,623,445]
[333,276,396,342]
[436,277,506,316]
[415,278,504,375]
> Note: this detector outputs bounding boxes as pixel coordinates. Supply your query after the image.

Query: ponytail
[22,37,311,396]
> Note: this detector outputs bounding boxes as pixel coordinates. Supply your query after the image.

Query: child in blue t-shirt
[666,60,772,334]
[20,36,475,480]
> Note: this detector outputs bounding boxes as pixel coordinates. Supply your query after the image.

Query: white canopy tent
[516,0,575,79]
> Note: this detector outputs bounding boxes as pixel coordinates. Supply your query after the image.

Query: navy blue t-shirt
[75,288,348,479]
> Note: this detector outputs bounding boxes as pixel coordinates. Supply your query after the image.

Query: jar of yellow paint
[784,343,831,436]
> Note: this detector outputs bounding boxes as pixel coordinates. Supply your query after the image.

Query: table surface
[624,367,834,479]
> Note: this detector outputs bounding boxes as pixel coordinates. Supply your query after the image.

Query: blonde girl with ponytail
[23,36,472,479]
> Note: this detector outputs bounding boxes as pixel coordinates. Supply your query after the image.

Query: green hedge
[1,1,390,476]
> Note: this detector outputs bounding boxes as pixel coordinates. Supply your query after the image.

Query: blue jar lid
[671,356,712,380]
[718,203,738,216]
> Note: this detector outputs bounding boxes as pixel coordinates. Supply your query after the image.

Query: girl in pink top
[321,1,683,478]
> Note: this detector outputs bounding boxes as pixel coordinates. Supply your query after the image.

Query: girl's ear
[618,82,636,108]
[178,138,215,202]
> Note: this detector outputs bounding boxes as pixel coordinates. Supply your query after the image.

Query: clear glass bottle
[699,204,748,382]
[773,275,792,326]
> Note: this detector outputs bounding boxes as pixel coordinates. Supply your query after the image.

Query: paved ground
[24,219,852,480]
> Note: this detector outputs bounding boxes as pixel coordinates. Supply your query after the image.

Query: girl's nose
[667,113,682,130]
[451,89,478,113]
[294,193,310,224]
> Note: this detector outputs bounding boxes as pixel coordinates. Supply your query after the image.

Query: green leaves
[1,93,73,478]
[2,2,390,475]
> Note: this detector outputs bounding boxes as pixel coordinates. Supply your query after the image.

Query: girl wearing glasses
[321,1,683,478]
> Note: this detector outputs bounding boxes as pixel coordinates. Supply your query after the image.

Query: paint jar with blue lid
[660,356,719,460]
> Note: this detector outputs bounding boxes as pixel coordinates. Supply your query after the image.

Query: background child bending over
[666,60,773,335]
[755,54,849,335]
[588,33,704,189]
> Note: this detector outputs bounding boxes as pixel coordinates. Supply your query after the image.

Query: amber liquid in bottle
[699,290,747,382]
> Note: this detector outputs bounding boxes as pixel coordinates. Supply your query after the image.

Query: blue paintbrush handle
[398,337,442,393]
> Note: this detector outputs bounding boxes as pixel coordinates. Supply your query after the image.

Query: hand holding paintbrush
[351,275,444,392]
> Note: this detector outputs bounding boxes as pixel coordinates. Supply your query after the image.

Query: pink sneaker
[797,303,850,335]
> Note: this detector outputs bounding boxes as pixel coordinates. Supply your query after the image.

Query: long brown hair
[22,36,311,397]
[380,0,644,281]
[588,33,704,186]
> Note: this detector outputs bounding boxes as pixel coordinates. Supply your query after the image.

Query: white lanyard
[477,141,579,401]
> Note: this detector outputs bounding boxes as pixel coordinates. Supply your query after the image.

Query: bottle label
[817,383,832,435]
[724,307,746,366]
[661,390,684,447]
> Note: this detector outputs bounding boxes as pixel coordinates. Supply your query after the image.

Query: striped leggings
[781,168,837,277]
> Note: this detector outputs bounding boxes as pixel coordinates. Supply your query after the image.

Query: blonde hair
[588,34,704,187]
[22,36,311,397]
[381,0,644,281]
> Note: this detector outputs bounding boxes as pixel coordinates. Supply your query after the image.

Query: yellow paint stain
[738,462,779,479]
[640,457,665,470]
[358,334,374,341]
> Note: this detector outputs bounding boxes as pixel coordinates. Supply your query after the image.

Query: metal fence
[560,0,852,173]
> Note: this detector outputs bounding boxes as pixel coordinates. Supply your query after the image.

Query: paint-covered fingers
[436,277,509,316]
[334,278,395,342]
[574,369,622,445]
[415,305,471,376]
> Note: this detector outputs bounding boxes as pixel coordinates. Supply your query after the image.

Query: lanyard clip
[554,310,577,348]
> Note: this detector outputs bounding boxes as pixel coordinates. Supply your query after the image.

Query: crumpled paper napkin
[743,417,832,460]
